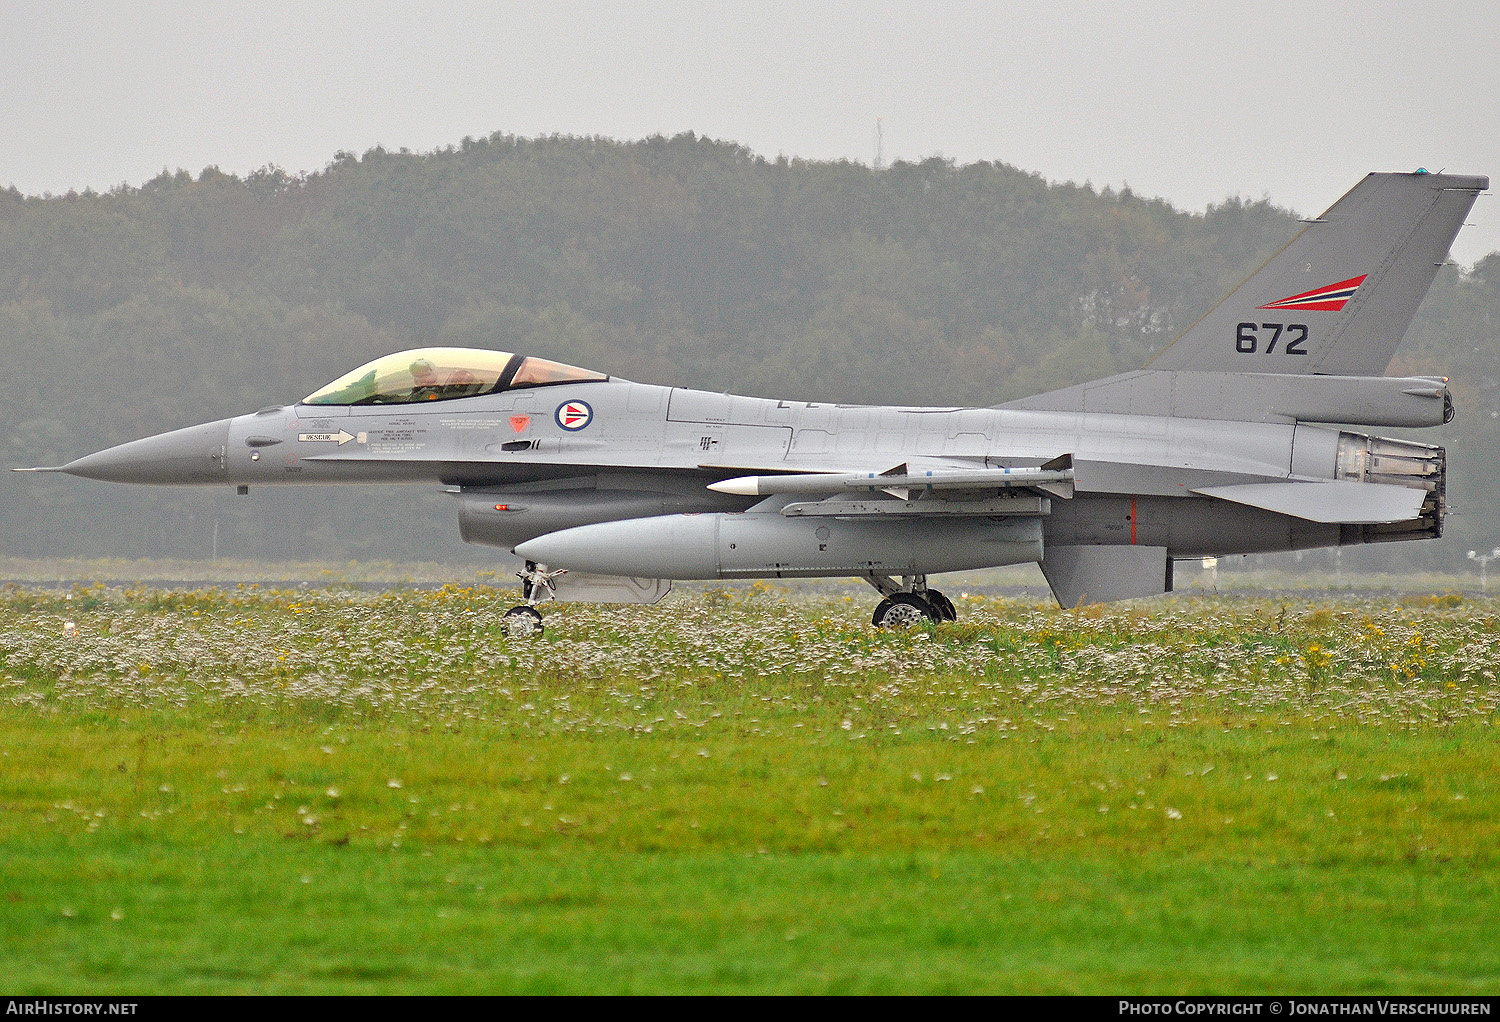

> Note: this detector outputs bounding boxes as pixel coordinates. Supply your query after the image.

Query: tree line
[1,132,1495,569]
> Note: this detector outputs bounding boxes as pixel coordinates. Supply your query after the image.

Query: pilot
[445,368,481,397]
[409,359,442,400]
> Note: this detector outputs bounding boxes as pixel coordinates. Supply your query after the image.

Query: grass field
[1,581,1497,993]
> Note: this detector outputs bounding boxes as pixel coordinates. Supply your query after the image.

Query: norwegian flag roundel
[555,400,593,431]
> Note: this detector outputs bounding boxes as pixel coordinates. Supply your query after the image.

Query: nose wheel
[502,605,544,637]
[864,574,957,628]
[503,561,566,639]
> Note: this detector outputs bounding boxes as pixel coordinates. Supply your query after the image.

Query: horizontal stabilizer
[1040,545,1172,608]
[1193,480,1425,524]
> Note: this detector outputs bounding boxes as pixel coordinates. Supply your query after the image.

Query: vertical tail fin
[1150,171,1487,376]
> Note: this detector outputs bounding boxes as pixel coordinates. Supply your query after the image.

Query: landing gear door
[551,572,672,605]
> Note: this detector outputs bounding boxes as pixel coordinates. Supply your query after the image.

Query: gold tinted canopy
[302,348,606,406]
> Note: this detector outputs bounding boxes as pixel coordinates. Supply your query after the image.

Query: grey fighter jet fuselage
[19,171,1488,629]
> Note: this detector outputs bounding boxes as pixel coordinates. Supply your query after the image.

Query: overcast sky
[4,1,1497,264]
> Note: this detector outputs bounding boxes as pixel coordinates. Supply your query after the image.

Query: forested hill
[2,132,1498,565]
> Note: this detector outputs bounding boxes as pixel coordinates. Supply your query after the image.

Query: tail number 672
[1236,322,1308,354]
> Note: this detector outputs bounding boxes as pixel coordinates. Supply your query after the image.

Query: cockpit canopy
[302,348,607,406]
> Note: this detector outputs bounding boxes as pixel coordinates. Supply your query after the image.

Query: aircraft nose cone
[58,418,233,484]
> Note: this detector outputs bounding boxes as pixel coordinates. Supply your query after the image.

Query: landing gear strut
[504,561,566,638]
[864,574,957,628]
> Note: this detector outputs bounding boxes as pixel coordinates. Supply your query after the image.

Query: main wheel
[872,593,937,629]
[503,605,544,638]
[924,589,958,622]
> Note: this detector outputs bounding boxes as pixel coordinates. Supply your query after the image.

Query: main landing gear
[503,560,566,638]
[864,573,958,629]
[502,565,957,634]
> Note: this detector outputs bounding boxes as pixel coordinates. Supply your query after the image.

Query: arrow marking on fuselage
[298,430,355,445]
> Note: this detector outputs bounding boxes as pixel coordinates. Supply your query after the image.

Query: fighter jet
[16,171,1487,634]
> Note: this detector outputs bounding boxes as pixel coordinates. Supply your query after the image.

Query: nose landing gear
[502,604,543,637]
[503,561,567,638]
